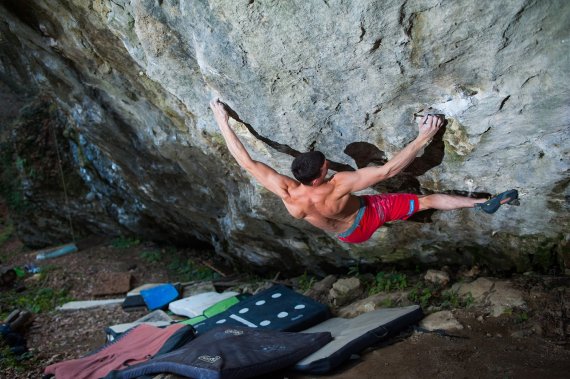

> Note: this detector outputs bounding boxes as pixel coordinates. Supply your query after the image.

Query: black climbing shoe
[475,189,519,214]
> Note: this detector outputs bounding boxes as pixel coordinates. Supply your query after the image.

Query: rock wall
[0,0,568,274]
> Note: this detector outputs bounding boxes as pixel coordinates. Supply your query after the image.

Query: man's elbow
[384,167,397,180]
[242,159,259,173]
[375,166,393,181]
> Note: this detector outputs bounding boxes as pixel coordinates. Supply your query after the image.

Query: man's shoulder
[328,171,353,187]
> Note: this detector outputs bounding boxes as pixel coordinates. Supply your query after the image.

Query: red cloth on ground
[44,323,186,379]
[338,193,419,244]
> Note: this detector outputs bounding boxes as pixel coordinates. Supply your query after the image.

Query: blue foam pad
[140,284,179,311]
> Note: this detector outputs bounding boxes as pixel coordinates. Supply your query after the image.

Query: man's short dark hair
[291,151,325,185]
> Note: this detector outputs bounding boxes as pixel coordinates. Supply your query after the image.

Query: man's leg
[418,194,485,211]
[418,189,519,213]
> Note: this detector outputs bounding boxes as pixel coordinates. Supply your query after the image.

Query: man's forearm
[217,120,255,170]
[381,137,428,178]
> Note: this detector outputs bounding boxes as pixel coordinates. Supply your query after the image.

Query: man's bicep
[247,161,295,198]
[334,167,388,193]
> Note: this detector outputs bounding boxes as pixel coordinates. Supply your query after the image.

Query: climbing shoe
[475,189,519,214]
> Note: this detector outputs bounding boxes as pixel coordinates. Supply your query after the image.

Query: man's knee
[417,195,432,211]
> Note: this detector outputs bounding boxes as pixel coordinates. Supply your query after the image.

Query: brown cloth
[44,323,190,379]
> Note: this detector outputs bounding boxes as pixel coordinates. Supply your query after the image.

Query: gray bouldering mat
[295,305,423,374]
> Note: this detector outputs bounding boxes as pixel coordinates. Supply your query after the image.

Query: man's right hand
[210,98,229,126]
[417,114,443,143]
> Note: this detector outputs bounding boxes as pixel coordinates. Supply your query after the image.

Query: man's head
[291,151,327,186]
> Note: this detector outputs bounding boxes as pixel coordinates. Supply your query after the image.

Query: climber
[210,99,518,244]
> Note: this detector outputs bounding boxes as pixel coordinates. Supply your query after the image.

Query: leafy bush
[139,250,162,263]
[369,272,408,295]
[168,257,219,282]
[111,236,141,249]
[1,284,71,317]
[0,219,14,246]
[298,271,316,293]
[408,286,433,308]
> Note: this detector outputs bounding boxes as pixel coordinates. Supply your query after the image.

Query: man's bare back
[280,176,362,234]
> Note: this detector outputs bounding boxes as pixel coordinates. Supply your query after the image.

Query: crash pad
[179,295,243,326]
[191,285,330,334]
[169,291,240,318]
[104,326,332,379]
[106,310,175,342]
[294,305,423,374]
[140,284,179,311]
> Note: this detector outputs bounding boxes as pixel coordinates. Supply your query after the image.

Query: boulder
[337,291,411,318]
[0,0,567,273]
[329,277,363,308]
[452,277,526,317]
[424,270,450,287]
[420,311,464,331]
[304,274,337,303]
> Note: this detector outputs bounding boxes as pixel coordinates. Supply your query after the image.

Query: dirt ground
[1,204,569,378]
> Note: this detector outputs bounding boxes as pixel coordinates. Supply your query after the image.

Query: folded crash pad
[191,285,330,334]
[179,295,243,326]
[121,295,146,312]
[169,291,240,318]
[106,310,175,342]
[141,284,180,311]
[104,326,333,379]
[295,305,423,374]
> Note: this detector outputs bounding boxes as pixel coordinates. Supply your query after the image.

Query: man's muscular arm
[333,115,443,194]
[210,99,296,199]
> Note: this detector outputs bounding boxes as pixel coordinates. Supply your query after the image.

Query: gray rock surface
[452,277,526,316]
[0,0,568,273]
[424,269,450,286]
[420,310,464,331]
[337,290,411,318]
[329,277,362,307]
[304,274,337,304]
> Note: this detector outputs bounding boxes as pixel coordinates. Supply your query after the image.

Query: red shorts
[338,194,419,244]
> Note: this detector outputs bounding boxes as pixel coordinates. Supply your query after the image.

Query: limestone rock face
[0,0,568,274]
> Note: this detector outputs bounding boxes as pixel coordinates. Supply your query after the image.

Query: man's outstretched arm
[210,99,296,199]
[333,115,443,194]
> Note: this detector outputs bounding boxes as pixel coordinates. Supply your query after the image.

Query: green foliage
[347,263,360,277]
[503,307,529,324]
[16,287,71,314]
[369,272,408,295]
[380,298,394,308]
[0,145,26,212]
[139,249,162,263]
[0,339,34,372]
[111,236,141,249]
[440,290,475,309]
[297,271,316,293]
[408,286,433,308]
[514,310,529,324]
[407,281,476,310]
[0,282,72,317]
[168,257,219,282]
[0,219,14,246]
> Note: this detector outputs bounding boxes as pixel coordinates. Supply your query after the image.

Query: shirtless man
[210,99,518,244]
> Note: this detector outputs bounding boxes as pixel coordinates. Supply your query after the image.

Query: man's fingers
[429,115,442,128]
[209,98,223,109]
